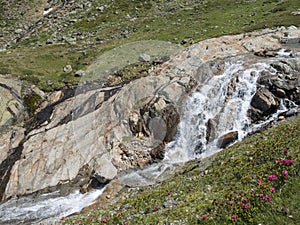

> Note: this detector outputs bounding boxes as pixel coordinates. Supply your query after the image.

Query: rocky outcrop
[249,57,300,122]
[1,72,196,201]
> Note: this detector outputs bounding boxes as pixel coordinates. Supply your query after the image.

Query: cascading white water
[120,57,282,186]
[165,60,271,162]
[0,188,105,225]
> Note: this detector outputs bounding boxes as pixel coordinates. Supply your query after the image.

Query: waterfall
[120,57,281,186]
[165,59,273,162]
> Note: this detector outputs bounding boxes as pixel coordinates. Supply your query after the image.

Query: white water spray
[165,60,270,162]
[0,188,105,225]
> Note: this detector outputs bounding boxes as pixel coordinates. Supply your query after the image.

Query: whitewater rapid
[0,188,105,225]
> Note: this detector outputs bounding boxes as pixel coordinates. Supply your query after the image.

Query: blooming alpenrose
[203,215,207,220]
[270,187,275,193]
[232,215,237,221]
[243,204,249,210]
[267,174,277,181]
[282,170,288,176]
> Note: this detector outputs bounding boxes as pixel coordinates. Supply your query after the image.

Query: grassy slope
[0,0,299,91]
[64,117,300,224]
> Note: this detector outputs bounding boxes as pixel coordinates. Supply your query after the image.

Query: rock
[14,29,23,34]
[75,70,86,77]
[148,117,167,141]
[0,127,25,164]
[0,75,25,128]
[63,65,72,73]
[138,53,151,62]
[250,87,279,115]
[217,131,238,148]
[47,80,53,85]
[275,88,286,98]
[150,144,165,161]
[280,37,300,44]
[161,105,180,142]
[206,118,217,143]
[291,10,300,16]
[45,38,54,45]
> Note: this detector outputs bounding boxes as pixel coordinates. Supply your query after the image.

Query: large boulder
[250,87,279,115]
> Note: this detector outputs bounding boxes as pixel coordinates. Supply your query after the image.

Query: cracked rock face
[2,72,195,200]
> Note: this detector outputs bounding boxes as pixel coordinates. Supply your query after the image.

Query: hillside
[1,0,300,91]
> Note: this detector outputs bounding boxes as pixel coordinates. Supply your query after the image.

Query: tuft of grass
[64,117,300,224]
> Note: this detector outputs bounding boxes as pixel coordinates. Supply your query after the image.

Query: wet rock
[150,144,165,161]
[161,105,180,142]
[217,131,238,148]
[206,118,217,143]
[251,87,279,115]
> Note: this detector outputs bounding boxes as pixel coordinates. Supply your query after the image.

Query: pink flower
[283,159,294,165]
[243,204,249,210]
[257,179,262,183]
[153,205,158,212]
[282,170,288,176]
[261,196,266,201]
[228,200,234,205]
[243,197,248,202]
[284,148,288,154]
[253,161,257,165]
[167,191,171,195]
[203,215,207,220]
[232,215,237,221]
[267,174,277,181]
[270,187,276,193]
[266,195,272,201]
